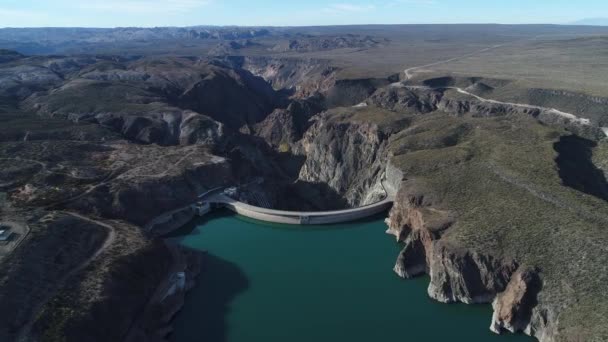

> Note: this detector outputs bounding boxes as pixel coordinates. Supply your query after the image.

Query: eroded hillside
[0,27,608,342]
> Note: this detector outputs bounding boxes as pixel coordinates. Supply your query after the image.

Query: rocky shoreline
[124,202,206,341]
[125,242,204,342]
[2,39,607,341]
[386,182,550,341]
[146,206,197,238]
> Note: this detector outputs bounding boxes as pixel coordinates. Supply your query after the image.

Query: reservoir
[168,210,533,342]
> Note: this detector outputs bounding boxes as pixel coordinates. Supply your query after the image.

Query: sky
[1,0,608,28]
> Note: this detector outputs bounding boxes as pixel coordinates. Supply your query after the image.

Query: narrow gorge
[2,47,608,342]
[149,57,608,342]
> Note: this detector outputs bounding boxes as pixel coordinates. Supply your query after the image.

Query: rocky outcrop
[253,96,324,150]
[175,67,281,130]
[67,107,226,147]
[386,180,554,341]
[490,268,543,334]
[179,111,225,146]
[297,114,390,206]
[323,78,390,108]
[393,229,430,278]
[385,179,452,240]
[367,86,441,114]
[370,86,542,118]
[20,59,284,145]
[426,244,519,304]
[369,85,606,140]
[519,88,608,126]
[270,35,386,52]
[124,245,203,342]
[146,207,196,238]
[222,56,338,98]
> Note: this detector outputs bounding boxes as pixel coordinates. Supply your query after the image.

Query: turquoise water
[168,210,533,342]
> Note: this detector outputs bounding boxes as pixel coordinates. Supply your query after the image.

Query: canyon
[0,24,607,342]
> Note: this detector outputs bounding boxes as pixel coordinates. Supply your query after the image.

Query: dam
[167,212,534,342]
[195,193,394,225]
[194,173,398,225]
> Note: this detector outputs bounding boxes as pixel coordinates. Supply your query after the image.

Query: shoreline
[125,240,203,342]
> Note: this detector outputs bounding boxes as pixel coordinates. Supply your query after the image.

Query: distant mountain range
[571,18,608,26]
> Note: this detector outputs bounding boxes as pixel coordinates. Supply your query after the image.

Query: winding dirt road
[395,83,593,126]
[16,212,116,342]
[403,44,507,80]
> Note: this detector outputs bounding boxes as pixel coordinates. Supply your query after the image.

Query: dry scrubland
[0,24,607,341]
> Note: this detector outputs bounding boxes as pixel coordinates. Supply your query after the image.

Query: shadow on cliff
[554,135,608,202]
[163,210,229,238]
[279,180,351,211]
[169,253,249,342]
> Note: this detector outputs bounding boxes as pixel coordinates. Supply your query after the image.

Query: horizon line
[1,23,606,30]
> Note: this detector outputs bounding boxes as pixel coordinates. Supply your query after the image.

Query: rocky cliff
[223,56,338,98]
[369,85,606,140]
[2,44,608,342]
[382,106,608,341]
[387,181,552,340]
[296,109,398,206]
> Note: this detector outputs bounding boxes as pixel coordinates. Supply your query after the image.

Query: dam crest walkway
[196,178,397,225]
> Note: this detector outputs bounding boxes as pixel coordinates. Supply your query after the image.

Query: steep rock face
[323,78,389,108]
[369,86,542,118]
[500,88,608,127]
[90,110,225,146]
[176,67,281,130]
[491,268,543,334]
[367,86,441,114]
[426,243,519,304]
[393,229,431,279]
[179,111,225,146]
[123,245,203,342]
[385,179,452,241]
[19,58,282,145]
[253,108,299,150]
[253,96,324,150]
[369,86,605,139]
[223,56,337,98]
[297,114,389,206]
[386,180,556,341]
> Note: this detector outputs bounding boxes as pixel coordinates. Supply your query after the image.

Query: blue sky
[1,0,607,27]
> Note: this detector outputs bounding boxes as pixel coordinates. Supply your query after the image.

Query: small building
[0,225,12,242]
[224,187,238,198]
[193,201,211,216]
